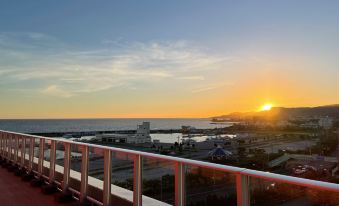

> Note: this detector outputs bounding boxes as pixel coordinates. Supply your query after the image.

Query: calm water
[0,118,230,133]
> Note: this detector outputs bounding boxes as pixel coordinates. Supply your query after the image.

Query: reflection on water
[0,118,231,133]
[151,133,236,143]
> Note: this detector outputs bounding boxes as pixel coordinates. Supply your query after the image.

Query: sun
[261,103,273,111]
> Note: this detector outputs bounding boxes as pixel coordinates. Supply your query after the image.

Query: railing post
[49,140,56,182]
[1,132,4,157]
[1,132,4,156]
[133,154,143,206]
[7,133,10,159]
[38,138,45,174]
[175,162,186,206]
[4,133,8,157]
[103,149,112,206]
[14,135,19,163]
[0,132,3,156]
[2,132,5,157]
[21,136,26,167]
[63,143,71,192]
[29,137,34,171]
[8,134,12,160]
[3,133,6,157]
[80,145,89,203]
[236,173,250,206]
[5,133,8,158]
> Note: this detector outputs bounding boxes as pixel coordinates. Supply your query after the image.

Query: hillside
[214,104,339,120]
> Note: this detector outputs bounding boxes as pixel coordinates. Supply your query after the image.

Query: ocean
[0,118,230,134]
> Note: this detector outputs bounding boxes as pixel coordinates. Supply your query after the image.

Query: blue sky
[1,1,339,118]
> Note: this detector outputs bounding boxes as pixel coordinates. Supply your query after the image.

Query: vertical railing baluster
[0,132,3,156]
[1,132,6,157]
[103,149,112,206]
[9,134,12,160]
[7,133,10,158]
[29,137,34,171]
[6,133,9,159]
[2,132,4,157]
[49,140,56,182]
[80,145,89,203]
[1,132,4,157]
[175,162,186,206]
[4,133,7,158]
[133,154,143,206]
[2,132,4,156]
[21,136,26,167]
[63,143,71,192]
[1,132,3,157]
[3,132,5,157]
[14,135,19,163]
[236,174,250,206]
[5,132,8,158]
[1,132,5,157]
[38,138,45,174]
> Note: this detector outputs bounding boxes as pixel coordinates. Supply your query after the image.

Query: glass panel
[88,146,104,202]
[250,178,339,206]
[13,135,20,163]
[32,138,40,171]
[69,144,83,192]
[43,139,51,176]
[4,135,9,157]
[17,137,23,163]
[55,142,65,183]
[12,135,16,158]
[24,137,30,166]
[185,165,237,206]
[9,135,14,160]
[142,158,175,205]
[8,135,12,158]
[111,152,134,203]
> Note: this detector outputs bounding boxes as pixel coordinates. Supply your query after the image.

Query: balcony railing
[0,130,338,206]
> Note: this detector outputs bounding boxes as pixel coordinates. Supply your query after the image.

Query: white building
[97,122,152,144]
[135,122,151,139]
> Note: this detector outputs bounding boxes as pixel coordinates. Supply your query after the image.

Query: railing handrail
[1,129,339,206]
[0,129,244,173]
[1,129,339,191]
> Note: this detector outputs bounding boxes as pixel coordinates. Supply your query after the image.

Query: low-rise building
[96,122,152,144]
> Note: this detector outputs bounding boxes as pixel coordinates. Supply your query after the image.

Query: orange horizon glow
[1,54,339,119]
[2,102,339,119]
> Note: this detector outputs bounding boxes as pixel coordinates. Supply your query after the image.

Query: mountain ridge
[214,104,339,120]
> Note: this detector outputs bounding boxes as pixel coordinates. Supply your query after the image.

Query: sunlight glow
[261,103,273,111]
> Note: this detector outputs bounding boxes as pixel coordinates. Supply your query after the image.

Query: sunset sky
[1,1,339,118]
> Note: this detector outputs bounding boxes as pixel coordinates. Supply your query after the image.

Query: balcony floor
[0,166,73,206]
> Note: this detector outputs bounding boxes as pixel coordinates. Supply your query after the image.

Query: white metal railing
[0,130,339,206]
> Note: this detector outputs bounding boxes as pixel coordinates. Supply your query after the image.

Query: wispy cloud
[191,83,233,93]
[0,32,235,98]
[41,85,73,98]
[177,76,205,80]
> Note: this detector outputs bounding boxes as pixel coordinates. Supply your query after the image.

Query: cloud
[0,32,235,97]
[41,85,73,98]
[177,76,205,80]
[191,83,233,93]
